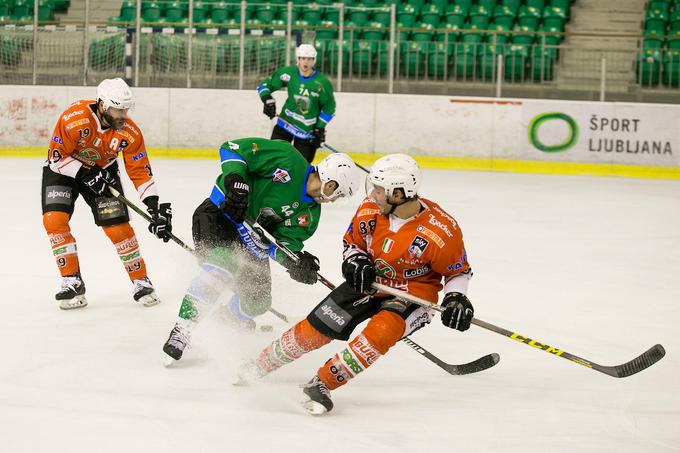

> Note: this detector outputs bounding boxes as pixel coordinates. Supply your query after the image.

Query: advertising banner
[521,100,680,166]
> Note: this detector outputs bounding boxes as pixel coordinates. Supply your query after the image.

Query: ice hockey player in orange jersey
[236,154,474,415]
[41,78,172,310]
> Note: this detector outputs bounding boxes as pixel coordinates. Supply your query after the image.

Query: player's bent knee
[362,310,406,355]
[102,222,135,242]
[43,211,70,233]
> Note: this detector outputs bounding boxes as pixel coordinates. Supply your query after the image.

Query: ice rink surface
[2,157,679,453]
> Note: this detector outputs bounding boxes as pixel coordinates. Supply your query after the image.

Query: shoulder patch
[65,118,90,130]
[416,225,444,248]
[272,167,291,183]
[280,73,291,82]
[408,236,429,258]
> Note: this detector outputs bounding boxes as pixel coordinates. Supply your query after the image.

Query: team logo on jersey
[297,214,310,226]
[374,258,396,279]
[272,167,291,183]
[382,237,394,253]
[93,137,102,148]
[280,73,291,82]
[416,225,444,248]
[408,236,429,258]
[76,148,101,166]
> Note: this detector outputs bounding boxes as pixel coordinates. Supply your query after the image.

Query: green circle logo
[528,112,579,153]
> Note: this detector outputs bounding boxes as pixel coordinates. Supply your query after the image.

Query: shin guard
[318,310,405,391]
[43,212,79,276]
[102,223,147,281]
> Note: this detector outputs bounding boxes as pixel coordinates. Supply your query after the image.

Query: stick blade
[611,344,666,378]
[446,353,500,375]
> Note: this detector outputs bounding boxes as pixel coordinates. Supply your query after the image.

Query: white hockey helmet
[368,153,421,198]
[296,44,317,62]
[96,77,134,111]
[316,153,359,202]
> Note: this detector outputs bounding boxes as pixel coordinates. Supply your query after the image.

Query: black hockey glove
[311,127,326,148]
[219,174,249,224]
[77,165,113,196]
[144,196,173,242]
[261,94,276,119]
[286,251,320,285]
[342,254,376,294]
[440,292,474,332]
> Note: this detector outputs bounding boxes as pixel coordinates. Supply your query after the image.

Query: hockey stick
[322,143,371,174]
[245,219,500,376]
[372,282,666,378]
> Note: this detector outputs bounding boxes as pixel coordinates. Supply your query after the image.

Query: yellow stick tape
[3,147,679,180]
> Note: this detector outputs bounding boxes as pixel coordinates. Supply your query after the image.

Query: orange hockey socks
[102,223,147,281]
[255,319,332,375]
[43,211,79,277]
[318,310,405,391]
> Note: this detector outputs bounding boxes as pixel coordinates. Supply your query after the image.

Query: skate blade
[163,354,177,368]
[59,296,88,310]
[139,293,161,307]
[301,399,329,416]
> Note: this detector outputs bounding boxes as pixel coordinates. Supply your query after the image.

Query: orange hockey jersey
[343,197,471,303]
[45,99,158,201]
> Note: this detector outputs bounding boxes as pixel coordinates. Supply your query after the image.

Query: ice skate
[133,277,160,307]
[55,273,87,310]
[301,375,334,415]
[162,323,190,365]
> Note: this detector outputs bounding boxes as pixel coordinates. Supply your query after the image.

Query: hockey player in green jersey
[258,43,335,163]
[162,137,358,364]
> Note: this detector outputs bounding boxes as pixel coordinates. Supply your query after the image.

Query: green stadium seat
[400,41,426,77]
[550,0,571,16]
[501,0,521,15]
[668,30,680,49]
[461,24,484,44]
[445,3,469,17]
[539,24,562,45]
[315,20,337,39]
[352,39,377,75]
[542,6,566,30]
[518,5,541,28]
[362,0,383,5]
[436,22,462,44]
[455,0,473,10]
[119,1,136,22]
[395,22,411,42]
[663,49,680,86]
[192,2,207,23]
[38,0,53,21]
[643,27,666,49]
[348,5,370,26]
[360,21,386,40]
[487,23,511,44]
[163,2,182,23]
[504,44,529,81]
[649,1,670,15]
[645,8,668,31]
[512,24,536,45]
[142,2,161,23]
[420,3,442,26]
[469,4,491,28]
[493,5,516,28]
[670,9,680,31]
[397,3,418,27]
[478,0,497,11]
[376,40,392,76]
[412,22,436,42]
[10,0,29,18]
[444,5,467,27]
[373,7,391,26]
[452,43,476,78]
[430,0,449,10]
[209,2,230,24]
[325,39,350,74]
[637,49,661,86]
[407,0,426,11]
[0,2,9,16]
[255,4,277,23]
[531,46,556,81]
[427,42,449,79]
[526,0,546,10]
[322,6,339,24]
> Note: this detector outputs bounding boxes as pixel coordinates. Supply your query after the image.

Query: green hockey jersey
[257,66,335,139]
[209,137,322,263]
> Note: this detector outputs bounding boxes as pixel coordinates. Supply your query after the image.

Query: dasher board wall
[1,85,678,178]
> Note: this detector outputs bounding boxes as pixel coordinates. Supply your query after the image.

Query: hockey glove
[286,251,320,285]
[219,174,249,223]
[440,292,474,332]
[144,196,173,242]
[342,254,376,294]
[77,166,113,196]
[311,127,326,148]
[261,94,276,119]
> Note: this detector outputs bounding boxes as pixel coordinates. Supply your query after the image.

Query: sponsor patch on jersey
[117,139,129,150]
[51,135,63,145]
[62,110,84,122]
[382,237,394,253]
[45,185,73,205]
[408,236,429,258]
[404,264,431,279]
[131,151,146,161]
[272,167,291,183]
[428,213,454,238]
[297,214,310,226]
[416,225,444,248]
[314,300,350,333]
[448,249,467,271]
[65,118,90,130]
[374,258,397,279]
[117,130,135,143]
[358,208,380,217]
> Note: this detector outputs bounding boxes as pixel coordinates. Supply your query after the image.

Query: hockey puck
[259,325,273,332]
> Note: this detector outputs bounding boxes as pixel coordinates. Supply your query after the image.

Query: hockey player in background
[41,78,172,310]
[237,154,474,415]
[257,43,335,163]
[162,138,358,364]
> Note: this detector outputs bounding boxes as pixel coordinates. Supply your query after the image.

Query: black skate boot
[162,323,190,364]
[133,277,160,307]
[55,272,87,310]
[301,375,334,415]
